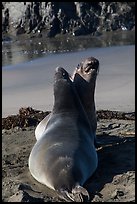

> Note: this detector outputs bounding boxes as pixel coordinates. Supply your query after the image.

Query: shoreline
[2,31,135,68]
[2,107,135,130]
[2,45,135,118]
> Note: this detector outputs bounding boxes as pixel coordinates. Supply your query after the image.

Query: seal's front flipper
[58,185,90,202]
[72,185,90,202]
[58,190,75,202]
[35,113,51,140]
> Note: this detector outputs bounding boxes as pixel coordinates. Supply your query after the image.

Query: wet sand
[2,45,135,117]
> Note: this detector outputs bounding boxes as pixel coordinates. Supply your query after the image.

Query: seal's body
[29,57,99,201]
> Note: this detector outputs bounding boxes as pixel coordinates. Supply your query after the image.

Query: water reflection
[2,30,135,67]
[2,43,13,66]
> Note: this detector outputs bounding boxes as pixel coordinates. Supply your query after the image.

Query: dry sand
[2,110,135,202]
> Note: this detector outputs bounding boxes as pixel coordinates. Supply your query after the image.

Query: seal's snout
[55,66,66,74]
[55,67,70,81]
[83,57,99,73]
[76,57,99,75]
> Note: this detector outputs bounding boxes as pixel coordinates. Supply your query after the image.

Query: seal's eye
[76,63,83,69]
[62,72,66,76]
[62,71,68,79]
[76,64,79,70]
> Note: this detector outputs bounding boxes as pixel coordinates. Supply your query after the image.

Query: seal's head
[82,57,99,73]
[53,67,77,113]
[75,57,99,82]
[54,67,72,94]
[54,67,70,82]
[72,57,99,132]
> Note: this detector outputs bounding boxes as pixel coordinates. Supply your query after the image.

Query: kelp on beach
[2,107,135,130]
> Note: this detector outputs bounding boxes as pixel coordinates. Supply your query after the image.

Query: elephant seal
[72,57,99,145]
[35,57,99,143]
[29,66,98,202]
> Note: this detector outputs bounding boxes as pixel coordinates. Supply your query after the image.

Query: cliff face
[2,2,135,38]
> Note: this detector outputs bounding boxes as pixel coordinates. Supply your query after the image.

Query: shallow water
[2,30,135,67]
[2,31,135,117]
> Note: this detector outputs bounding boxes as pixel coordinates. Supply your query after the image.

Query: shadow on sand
[85,133,135,199]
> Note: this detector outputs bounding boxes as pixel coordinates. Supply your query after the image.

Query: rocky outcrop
[2,2,135,38]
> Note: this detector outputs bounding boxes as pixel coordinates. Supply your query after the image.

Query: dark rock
[2,3,4,9]
[72,25,88,36]
[2,8,9,33]
[33,2,40,17]
[58,2,76,18]
[2,2,135,37]
[25,4,31,20]
[16,27,26,35]
[47,14,61,37]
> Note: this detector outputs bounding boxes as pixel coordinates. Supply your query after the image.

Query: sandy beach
[2,45,135,117]
[2,45,135,202]
[2,108,135,202]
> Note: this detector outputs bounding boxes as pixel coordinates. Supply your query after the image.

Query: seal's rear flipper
[72,185,90,202]
[58,190,75,202]
[58,185,90,202]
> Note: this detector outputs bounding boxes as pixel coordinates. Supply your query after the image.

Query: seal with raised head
[35,57,99,143]
[29,65,98,202]
[72,56,99,145]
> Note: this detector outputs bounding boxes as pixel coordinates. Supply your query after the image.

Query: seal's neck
[53,79,78,113]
